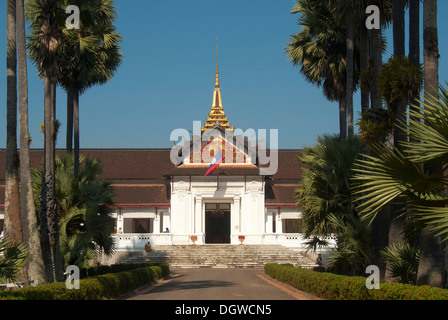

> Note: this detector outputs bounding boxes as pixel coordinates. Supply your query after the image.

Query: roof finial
[201,40,234,133]
[215,38,220,88]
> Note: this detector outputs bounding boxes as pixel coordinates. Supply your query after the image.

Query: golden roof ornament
[201,40,234,133]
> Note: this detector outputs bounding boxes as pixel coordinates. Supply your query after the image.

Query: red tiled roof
[0,148,303,206]
[262,150,304,181]
[112,184,170,205]
[265,183,299,205]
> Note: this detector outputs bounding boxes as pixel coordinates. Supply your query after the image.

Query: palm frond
[0,238,30,282]
[380,242,420,284]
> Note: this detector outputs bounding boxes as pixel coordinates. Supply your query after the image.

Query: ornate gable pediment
[187,130,252,165]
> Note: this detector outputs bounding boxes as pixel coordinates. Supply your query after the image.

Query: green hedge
[265,263,448,300]
[80,263,170,279]
[0,263,170,300]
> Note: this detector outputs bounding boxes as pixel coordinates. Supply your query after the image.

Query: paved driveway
[121,268,319,301]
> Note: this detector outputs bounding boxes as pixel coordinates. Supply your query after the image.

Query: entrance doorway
[205,203,231,244]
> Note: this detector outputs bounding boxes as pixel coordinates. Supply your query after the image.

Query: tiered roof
[201,42,234,132]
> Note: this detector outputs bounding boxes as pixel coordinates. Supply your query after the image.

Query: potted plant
[191,235,198,246]
[238,235,245,245]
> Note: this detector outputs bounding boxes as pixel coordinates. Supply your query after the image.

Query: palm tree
[369,2,393,111]
[346,21,354,138]
[327,214,372,276]
[0,238,29,283]
[295,134,363,246]
[423,0,439,98]
[328,1,393,136]
[416,0,444,288]
[393,0,406,57]
[32,154,116,269]
[16,0,46,285]
[331,0,392,113]
[5,0,22,244]
[408,0,420,68]
[370,27,383,111]
[352,84,448,287]
[408,0,421,140]
[392,0,407,150]
[328,0,359,138]
[58,0,122,177]
[286,0,359,140]
[381,242,420,285]
[295,134,369,275]
[26,0,65,282]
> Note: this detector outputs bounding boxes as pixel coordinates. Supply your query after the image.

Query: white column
[276,208,283,234]
[195,195,203,236]
[116,208,124,234]
[234,195,241,234]
[266,211,273,234]
[161,210,171,232]
[153,209,161,234]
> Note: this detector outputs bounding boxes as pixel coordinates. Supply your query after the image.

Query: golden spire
[201,40,234,133]
[215,39,220,88]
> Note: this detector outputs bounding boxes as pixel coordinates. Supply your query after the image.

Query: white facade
[111,129,308,251]
[111,174,306,250]
[169,175,266,245]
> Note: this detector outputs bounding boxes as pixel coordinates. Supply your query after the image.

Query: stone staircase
[112,245,318,269]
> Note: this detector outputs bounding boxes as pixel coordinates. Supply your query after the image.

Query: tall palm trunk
[66,89,80,177]
[49,80,64,282]
[385,0,408,283]
[369,28,383,110]
[339,97,347,140]
[409,0,420,140]
[5,0,22,243]
[346,22,354,138]
[73,90,80,177]
[16,0,46,285]
[41,76,64,282]
[416,0,445,288]
[392,0,407,151]
[66,92,74,153]
[368,21,389,281]
[360,26,369,112]
[409,0,420,67]
[40,75,55,283]
[423,0,439,98]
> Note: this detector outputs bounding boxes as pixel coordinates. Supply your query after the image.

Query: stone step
[111,244,316,269]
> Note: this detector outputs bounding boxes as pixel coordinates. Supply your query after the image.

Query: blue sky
[0,0,448,150]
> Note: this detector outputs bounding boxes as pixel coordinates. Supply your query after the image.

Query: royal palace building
[0,54,313,254]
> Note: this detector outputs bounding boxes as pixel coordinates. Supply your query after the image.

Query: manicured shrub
[95,274,121,298]
[80,263,157,278]
[265,263,448,300]
[0,263,170,300]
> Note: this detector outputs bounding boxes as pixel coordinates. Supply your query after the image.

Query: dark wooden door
[205,203,231,244]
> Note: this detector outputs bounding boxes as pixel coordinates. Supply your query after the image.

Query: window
[218,203,230,210]
[123,218,153,233]
[205,203,230,212]
[282,219,303,233]
[134,219,151,233]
